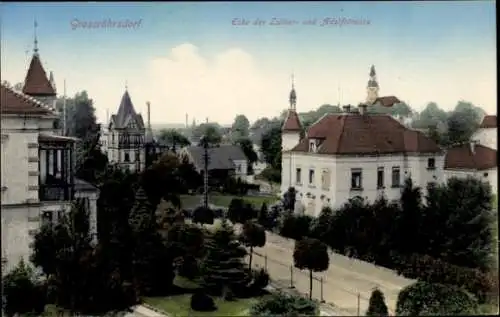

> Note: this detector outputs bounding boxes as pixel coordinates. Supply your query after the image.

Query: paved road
[241,225,415,316]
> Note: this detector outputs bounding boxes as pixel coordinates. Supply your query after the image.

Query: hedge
[391,253,497,303]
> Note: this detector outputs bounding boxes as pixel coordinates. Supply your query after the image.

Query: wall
[281,151,446,217]
[473,127,497,150]
[233,159,248,178]
[1,116,41,205]
[281,131,301,152]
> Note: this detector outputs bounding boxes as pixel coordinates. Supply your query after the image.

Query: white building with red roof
[281,67,445,216]
[473,114,497,150]
[444,115,497,194]
[1,35,98,271]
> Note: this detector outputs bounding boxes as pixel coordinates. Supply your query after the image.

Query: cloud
[147,43,290,125]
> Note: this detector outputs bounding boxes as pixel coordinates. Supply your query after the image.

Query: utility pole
[202,137,210,209]
[63,79,67,136]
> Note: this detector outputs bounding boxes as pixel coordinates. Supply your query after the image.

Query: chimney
[146,101,151,129]
[185,113,188,129]
[359,104,368,115]
[342,105,351,113]
[470,140,476,154]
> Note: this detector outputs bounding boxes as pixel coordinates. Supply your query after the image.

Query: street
[249,229,415,315]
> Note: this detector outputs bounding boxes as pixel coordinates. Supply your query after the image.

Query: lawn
[180,194,279,209]
[143,276,269,317]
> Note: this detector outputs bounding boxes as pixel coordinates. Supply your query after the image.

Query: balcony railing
[39,184,74,201]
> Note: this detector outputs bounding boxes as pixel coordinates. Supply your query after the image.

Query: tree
[167,223,206,279]
[158,128,191,152]
[193,206,215,225]
[260,126,282,170]
[395,178,424,255]
[140,152,183,207]
[446,101,481,144]
[366,288,389,316]
[396,281,478,316]
[236,138,258,174]
[257,202,269,228]
[201,220,249,295]
[293,238,329,299]
[129,187,175,295]
[75,131,109,184]
[241,221,266,270]
[3,258,46,316]
[283,187,297,213]
[423,177,494,270]
[194,123,223,145]
[310,206,334,244]
[70,91,98,140]
[178,155,203,193]
[231,114,250,140]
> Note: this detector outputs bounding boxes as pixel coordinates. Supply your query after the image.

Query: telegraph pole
[63,79,67,136]
[202,137,210,209]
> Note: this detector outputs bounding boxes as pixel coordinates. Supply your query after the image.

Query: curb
[139,303,170,317]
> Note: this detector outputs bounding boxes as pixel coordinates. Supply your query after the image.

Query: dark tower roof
[112,90,145,129]
[22,54,56,96]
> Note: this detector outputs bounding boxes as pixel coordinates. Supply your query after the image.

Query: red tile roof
[291,113,441,155]
[22,54,56,96]
[282,110,302,132]
[374,96,401,107]
[445,143,497,171]
[479,115,497,129]
[1,84,55,115]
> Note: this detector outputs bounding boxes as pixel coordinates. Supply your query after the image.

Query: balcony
[39,183,74,201]
[38,133,77,202]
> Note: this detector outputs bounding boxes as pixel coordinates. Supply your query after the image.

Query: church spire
[366,65,379,105]
[33,19,39,56]
[289,73,297,110]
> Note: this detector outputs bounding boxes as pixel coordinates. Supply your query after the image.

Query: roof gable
[1,84,55,116]
[22,54,56,96]
[112,91,145,129]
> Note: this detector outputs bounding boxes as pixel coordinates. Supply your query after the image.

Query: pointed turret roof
[22,54,56,96]
[282,110,302,132]
[111,90,145,129]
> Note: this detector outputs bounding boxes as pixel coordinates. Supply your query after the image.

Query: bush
[3,258,46,316]
[250,292,317,316]
[251,268,270,290]
[279,214,313,240]
[190,290,216,311]
[366,288,388,316]
[391,253,496,303]
[396,281,478,316]
[192,206,214,224]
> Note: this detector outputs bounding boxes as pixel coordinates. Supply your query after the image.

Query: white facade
[281,151,445,217]
[282,131,301,152]
[472,127,497,150]
[444,168,497,195]
[1,92,98,272]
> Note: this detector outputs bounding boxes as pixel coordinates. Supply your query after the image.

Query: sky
[1,1,496,125]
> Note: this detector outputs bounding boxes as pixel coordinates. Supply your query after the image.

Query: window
[483,172,489,177]
[295,168,302,184]
[321,169,331,190]
[309,141,316,152]
[377,167,384,189]
[124,153,130,162]
[351,168,362,190]
[392,166,401,187]
[309,169,315,186]
[112,134,115,145]
[236,164,241,172]
[427,158,436,170]
[41,211,53,226]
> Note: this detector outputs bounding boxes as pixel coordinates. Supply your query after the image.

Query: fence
[251,250,395,316]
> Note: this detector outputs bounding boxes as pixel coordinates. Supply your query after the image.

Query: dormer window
[309,140,317,152]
